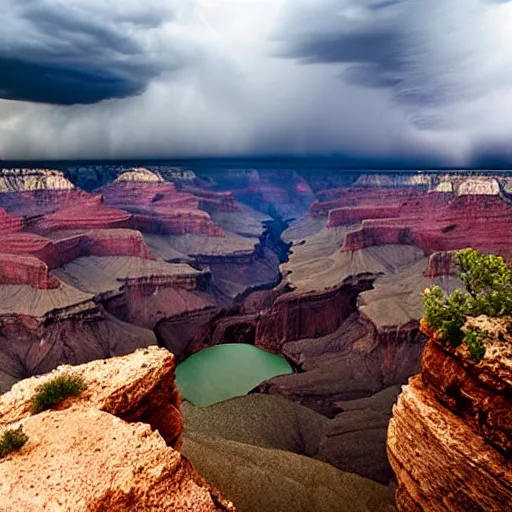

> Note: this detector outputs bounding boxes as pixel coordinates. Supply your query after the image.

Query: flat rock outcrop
[387,318,512,511]
[0,347,234,511]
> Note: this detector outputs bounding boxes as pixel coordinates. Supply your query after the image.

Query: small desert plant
[30,374,87,414]
[0,426,28,459]
[424,249,512,362]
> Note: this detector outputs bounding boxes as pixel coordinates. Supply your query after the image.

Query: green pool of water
[176,344,293,407]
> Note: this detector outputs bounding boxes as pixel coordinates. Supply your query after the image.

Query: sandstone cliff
[0,347,234,511]
[387,318,512,511]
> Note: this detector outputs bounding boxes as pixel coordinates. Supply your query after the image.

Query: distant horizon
[1,155,512,173]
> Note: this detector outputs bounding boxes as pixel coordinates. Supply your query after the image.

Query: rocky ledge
[0,347,234,511]
[387,317,512,511]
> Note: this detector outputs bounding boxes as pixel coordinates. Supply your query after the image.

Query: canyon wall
[387,318,512,511]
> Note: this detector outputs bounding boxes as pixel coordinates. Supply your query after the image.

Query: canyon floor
[0,165,511,511]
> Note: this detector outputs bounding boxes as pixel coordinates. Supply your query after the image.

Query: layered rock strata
[0,169,87,217]
[312,184,512,257]
[98,171,225,237]
[0,347,234,511]
[387,318,512,511]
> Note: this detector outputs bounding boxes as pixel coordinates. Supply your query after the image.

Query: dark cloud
[0,58,149,105]
[282,30,401,68]
[277,0,512,137]
[0,0,181,104]
[276,0,404,73]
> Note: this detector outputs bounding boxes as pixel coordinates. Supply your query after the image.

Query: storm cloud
[1,0,512,164]
[277,0,512,134]
[0,0,187,104]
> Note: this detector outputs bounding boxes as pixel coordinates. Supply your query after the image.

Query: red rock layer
[180,185,240,213]
[0,208,24,235]
[310,187,425,217]
[0,230,158,288]
[0,189,89,217]
[327,206,402,227]
[99,182,225,236]
[0,233,60,268]
[254,283,361,352]
[387,320,512,511]
[130,210,225,237]
[0,254,59,289]
[53,230,157,267]
[328,190,512,256]
[34,194,131,232]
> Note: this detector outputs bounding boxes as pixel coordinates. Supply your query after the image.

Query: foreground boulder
[0,347,234,511]
[387,318,512,511]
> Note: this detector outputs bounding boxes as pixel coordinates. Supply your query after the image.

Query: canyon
[0,165,510,509]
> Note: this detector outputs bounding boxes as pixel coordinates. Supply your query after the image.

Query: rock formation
[0,169,87,217]
[309,177,512,258]
[98,170,225,237]
[0,169,74,192]
[113,167,165,183]
[0,347,234,511]
[387,318,512,511]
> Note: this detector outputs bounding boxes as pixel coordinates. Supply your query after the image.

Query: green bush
[0,426,28,458]
[423,249,512,362]
[30,374,87,414]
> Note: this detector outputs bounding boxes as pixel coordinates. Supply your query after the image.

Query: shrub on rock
[30,375,87,414]
[423,249,512,362]
[0,427,28,459]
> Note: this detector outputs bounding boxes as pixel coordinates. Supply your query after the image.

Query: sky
[1,0,512,165]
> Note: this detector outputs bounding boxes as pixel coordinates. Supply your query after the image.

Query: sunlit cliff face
[1,0,512,165]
